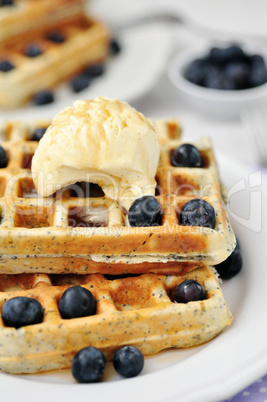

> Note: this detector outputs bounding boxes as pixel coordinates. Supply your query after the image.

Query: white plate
[0,24,172,125]
[1,154,267,402]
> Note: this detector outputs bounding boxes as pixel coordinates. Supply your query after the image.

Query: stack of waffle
[0,113,235,374]
[0,0,109,107]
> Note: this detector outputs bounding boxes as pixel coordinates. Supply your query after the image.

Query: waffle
[0,264,232,374]
[0,15,109,107]
[0,118,236,274]
[0,0,86,46]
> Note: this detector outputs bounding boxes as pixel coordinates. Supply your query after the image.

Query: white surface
[168,44,267,119]
[1,155,267,402]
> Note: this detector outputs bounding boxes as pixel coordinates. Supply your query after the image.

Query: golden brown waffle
[0,15,109,107]
[0,0,86,46]
[0,265,232,374]
[0,118,236,274]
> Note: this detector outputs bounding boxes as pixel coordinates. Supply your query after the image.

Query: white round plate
[0,24,172,125]
[1,154,267,402]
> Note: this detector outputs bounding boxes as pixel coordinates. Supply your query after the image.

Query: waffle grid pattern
[0,15,109,107]
[0,265,232,373]
[0,0,86,46]
[0,118,236,273]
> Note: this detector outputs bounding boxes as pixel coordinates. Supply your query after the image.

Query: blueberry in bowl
[168,43,267,118]
[183,44,267,91]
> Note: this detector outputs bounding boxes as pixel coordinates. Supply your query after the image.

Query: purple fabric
[222,373,267,402]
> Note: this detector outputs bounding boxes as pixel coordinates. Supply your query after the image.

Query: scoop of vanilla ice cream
[31,97,160,209]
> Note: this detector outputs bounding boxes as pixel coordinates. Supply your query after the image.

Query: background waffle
[0,15,109,107]
[0,0,87,46]
[0,264,232,374]
[0,118,236,274]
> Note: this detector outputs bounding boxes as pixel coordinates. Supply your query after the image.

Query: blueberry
[128,196,162,227]
[71,347,106,383]
[109,38,121,55]
[174,279,206,303]
[209,45,245,64]
[248,56,267,87]
[70,74,91,93]
[183,58,206,86]
[113,346,144,378]
[223,61,250,89]
[31,127,47,141]
[0,59,15,72]
[0,0,14,5]
[45,31,65,43]
[24,44,43,57]
[214,238,242,279]
[171,144,202,167]
[33,90,54,105]
[0,146,8,168]
[85,63,105,78]
[179,199,215,229]
[59,286,96,319]
[2,297,43,328]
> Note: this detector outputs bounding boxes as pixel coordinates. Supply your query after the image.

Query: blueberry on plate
[33,90,54,105]
[31,127,47,141]
[24,44,43,58]
[70,74,91,93]
[59,285,96,319]
[174,279,206,303]
[72,347,106,383]
[45,31,65,43]
[85,63,105,78]
[2,296,44,328]
[113,346,144,378]
[171,144,202,167]
[128,195,162,227]
[214,238,242,279]
[109,38,121,55]
[0,145,8,168]
[179,198,215,229]
[0,59,15,72]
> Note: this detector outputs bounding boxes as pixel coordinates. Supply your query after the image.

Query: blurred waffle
[0,0,87,46]
[0,15,109,107]
[0,265,232,374]
[0,118,236,274]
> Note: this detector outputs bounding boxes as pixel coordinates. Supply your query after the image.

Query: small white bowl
[167,44,267,119]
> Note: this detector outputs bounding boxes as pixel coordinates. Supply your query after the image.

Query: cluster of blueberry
[184,44,267,90]
[128,144,214,229]
[0,278,210,382]
[0,284,144,381]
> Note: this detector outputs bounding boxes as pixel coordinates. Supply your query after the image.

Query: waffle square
[0,265,232,374]
[0,15,109,107]
[0,118,236,274]
[0,0,86,46]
